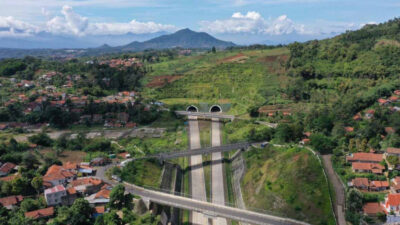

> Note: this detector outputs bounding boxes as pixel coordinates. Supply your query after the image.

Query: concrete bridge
[121,142,259,166]
[175,111,235,121]
[119,180,310,225]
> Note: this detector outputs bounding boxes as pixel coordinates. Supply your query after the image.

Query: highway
[211,118,228,225]
[188,117,209,224]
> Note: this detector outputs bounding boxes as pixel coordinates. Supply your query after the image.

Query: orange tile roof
[347,153,383,163]
[363,202,384,215]
[43,165,75,182]
[352,178,369,187]
[25,207,54,219]
[94,189,110,199]
[386,193,400,207]
[0,195,23,207]
[352,162,384,171]
[370,180,389,188]
[0,174,17,182]
[387,147,400,155]
[344,127,354,132]
[70,177,103,187]
[0,162,16,173]
[63,162,78,170]
[67,187,76,195]
[385,127,396,134]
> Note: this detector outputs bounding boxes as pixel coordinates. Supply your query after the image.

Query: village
[0,152,133,221]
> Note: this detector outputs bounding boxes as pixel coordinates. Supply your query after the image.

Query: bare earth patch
[146,75,183,88]
[218,53,249,64]
[38,148,87,164]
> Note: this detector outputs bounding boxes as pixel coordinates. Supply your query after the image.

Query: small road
[188,117,209,225]
[321,155,346,225]
[211,119,228,225]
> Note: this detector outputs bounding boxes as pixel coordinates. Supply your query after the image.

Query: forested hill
[287,18,400,79]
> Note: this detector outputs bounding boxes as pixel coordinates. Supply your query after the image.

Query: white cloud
[0,16,40,37]
[199,11,311,35]
[0,5,176,37]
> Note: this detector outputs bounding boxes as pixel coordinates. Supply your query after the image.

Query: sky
[0,0,399,47]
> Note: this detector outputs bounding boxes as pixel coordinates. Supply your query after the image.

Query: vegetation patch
[241,146,335,225]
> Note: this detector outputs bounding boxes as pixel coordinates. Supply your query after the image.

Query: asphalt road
[188,117,209,225]
[321,155,346,225]
[211,119,228,225]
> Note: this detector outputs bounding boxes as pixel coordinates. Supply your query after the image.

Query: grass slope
[241,146,335,225]
[143,48,290,115]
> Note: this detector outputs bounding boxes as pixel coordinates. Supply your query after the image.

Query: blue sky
[0,0,399,46]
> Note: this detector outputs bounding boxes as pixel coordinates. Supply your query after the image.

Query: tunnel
[209,105,222,113]
[186,105,199,112]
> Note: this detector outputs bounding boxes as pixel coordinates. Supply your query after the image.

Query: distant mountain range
[0,29,236,59]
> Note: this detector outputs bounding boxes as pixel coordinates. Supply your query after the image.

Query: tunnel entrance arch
[209,105,222,113]
[186,105,199,112]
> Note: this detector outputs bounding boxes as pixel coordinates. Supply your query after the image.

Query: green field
[241,146,335,225]
[143,48,291,115]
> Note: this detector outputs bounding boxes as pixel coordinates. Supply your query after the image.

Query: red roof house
[25,207,54,220]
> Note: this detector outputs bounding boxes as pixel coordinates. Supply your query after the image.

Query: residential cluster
[0,159,114,221]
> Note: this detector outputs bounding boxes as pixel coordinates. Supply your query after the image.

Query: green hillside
[143,47,290,114]
[241,146,335,225]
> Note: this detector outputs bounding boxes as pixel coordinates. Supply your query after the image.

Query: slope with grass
[143,48,290,115]
[241,146,335,225]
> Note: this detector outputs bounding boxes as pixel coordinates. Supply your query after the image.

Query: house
[365,110,375,119]
[0,162,16,177]
[349,178,369,190]
[0,123,8,130]
[387,148,400,157]
[0,195,23,209]
[386,127,396,135]
[353,113,362,121]
[382,193,400,223]
[42,165,76,187]
[363,202,384,216]
[85,189,111,205]
[390,95,399,102]
[299,139,310,145]
[66,187,78,205]
[25,207,54,220]
[90,157,110,166]
[44,185,67,206]
[352,162,385,174]
[346,153,383,163]
[378,98,390,106]
[370,181,389,191]
[344,127,354,133]
[70,177,103,195]
[395,90,400,96]
[118,152,131,159]
[93,206,106,218]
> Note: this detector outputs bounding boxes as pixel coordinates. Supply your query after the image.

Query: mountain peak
[122,29,235,51]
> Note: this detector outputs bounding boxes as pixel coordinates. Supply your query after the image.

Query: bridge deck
[122,181,309,225]
[175,111,235,120]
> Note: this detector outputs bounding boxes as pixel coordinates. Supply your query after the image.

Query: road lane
[211,119,228,225]
[188,117,209,225]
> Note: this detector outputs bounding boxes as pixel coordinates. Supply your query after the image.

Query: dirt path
[321,154,346,225]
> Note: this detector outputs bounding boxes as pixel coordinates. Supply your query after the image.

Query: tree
[68,199,93,225]
[211,46,216,53]
[28,132,53,146]
[108,184,125,209]
[20,198,40,212]
[347,188,363,213]
[31,176,43,196]
[309,133,335,154]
